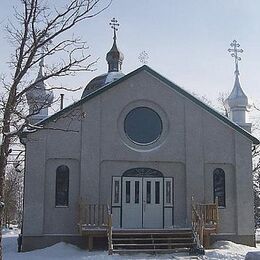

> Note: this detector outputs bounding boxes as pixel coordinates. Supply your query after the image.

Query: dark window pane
[124,107,162,144]
[55,165,69,206]
[166,181,171,204]
[135,181,139,204]
[155,181,160,204]
[114,180,120,204]
[126,181,130,203]
[146,181,151,204]
[213,168,226,207]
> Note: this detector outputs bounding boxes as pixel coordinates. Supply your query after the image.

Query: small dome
[226,74,248,108]
[81,71,124,98]
[106,41,124,72]
[106,46,124,62]
[26,58,54,124]
[26,71,54,108]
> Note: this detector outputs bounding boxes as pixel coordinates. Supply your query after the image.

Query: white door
[121,177,163,228]
[122,177,142,228]
[143,178,163,228]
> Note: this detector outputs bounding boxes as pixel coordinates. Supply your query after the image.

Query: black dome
[81,71,124,98]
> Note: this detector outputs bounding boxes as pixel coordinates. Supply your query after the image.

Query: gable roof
[36,65,259,145]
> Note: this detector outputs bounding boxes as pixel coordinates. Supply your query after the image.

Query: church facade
[21,25,259,251]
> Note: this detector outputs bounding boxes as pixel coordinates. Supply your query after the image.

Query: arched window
[213,168,225,207]
[55,165,69,206]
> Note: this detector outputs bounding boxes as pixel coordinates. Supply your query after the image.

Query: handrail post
[79,198,87,234]
[191,196,203,248]
[200,212,204,246]
[79,198,83,234]
[107,205,113,255]
[215,196,219,233]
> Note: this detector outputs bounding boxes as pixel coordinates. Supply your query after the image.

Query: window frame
[164,178,173,207]
[213,168,226,208]
[55,165,70,207]
[112,177,121,207]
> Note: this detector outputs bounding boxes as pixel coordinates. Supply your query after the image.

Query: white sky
[1,0,260,110]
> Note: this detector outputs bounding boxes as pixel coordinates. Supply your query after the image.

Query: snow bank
[2,227,20,237]
[256,228,260,242]
[2,231,176,260]
[3,230,260,260]
[206,241,260,260]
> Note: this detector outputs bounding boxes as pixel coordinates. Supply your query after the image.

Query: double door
[121,177,163,228]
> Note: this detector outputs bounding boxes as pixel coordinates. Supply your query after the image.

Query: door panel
[143,178,163,228]
[122,177,142,228]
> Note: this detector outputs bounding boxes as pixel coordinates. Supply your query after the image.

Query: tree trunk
[0,95,14,259]
[0,136,12,259]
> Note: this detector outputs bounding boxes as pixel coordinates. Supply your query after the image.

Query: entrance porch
[78,198,219,254]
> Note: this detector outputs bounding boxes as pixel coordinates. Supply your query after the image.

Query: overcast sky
[1,0,260,111]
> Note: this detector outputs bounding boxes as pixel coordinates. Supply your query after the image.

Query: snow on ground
[256,228,260,242]
[3,229,260,260]
[206,241,260,260]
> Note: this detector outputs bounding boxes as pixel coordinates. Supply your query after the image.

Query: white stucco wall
[23,69,255,241]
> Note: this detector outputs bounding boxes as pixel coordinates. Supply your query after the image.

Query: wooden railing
[79,199,110,231]
[196,202,219,233]
[191,197,219,249]
[79,199,113,252]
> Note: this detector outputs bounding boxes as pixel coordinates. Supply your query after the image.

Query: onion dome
[226,40,251,132]
[26,58,54,123]
[81,18,124,99]
[226,73,248,109]
[106,31,124,72]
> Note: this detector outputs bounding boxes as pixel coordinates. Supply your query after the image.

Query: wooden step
[113,242,195,247]
[112,233,193,238]
[113,248,191,253]
[110,228,197,255]
[112,228,192,233]
[113,237,193,241]
[112,232,193,236]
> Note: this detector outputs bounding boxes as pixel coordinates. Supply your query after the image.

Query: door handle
[143,200,146,211]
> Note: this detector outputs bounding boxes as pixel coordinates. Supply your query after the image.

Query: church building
[21,20,259,252]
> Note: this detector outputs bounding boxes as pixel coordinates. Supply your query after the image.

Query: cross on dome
[109,18,119,41]
[228,40,243,76]
[138,51,149,64]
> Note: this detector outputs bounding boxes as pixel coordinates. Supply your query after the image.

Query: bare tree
[191,92,212,106]
[0,0,111,257]
[251,104,260,226]
[216,92,230,117]
[3,165,23,228]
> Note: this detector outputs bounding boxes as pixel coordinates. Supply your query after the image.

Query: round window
[124,107,162,144]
